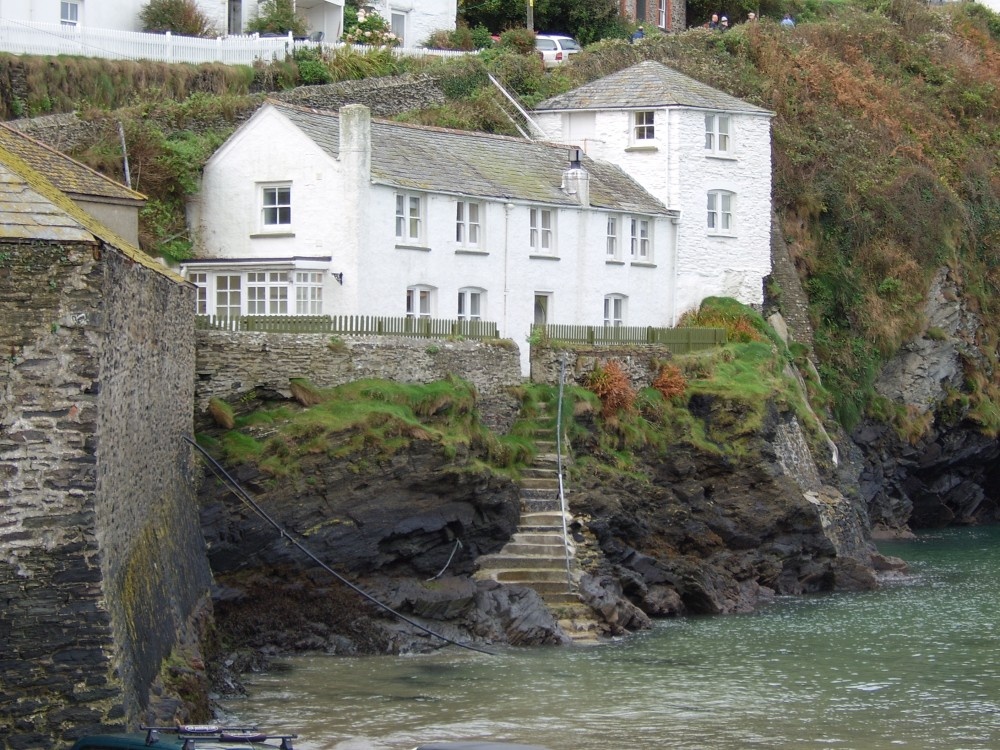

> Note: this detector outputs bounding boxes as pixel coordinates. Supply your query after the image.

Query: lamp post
[527,0,533,31]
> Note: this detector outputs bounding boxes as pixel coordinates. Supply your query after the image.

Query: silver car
[534,34,582,68]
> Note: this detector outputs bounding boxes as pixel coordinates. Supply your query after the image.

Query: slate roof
[269,101,670,215]
[0,145,185,283]
[533,60,773,115]
[0,122,146,203]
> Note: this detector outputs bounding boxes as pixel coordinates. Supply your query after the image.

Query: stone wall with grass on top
[194,331,524,432]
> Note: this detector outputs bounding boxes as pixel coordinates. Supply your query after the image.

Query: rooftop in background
[534,60,774,115]
[0,122,145,204]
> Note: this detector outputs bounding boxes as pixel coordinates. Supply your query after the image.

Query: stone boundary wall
[0,240,211,748]
[195,331,524,433]
[531,344,681,390]
[10,75,446,155]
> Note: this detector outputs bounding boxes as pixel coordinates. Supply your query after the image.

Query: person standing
[708,13,720,28]
[631,25,645,42]
[781,13,795,26]
[720,16,729,30]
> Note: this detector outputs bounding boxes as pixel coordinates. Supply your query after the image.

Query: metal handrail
[556,354,573,592]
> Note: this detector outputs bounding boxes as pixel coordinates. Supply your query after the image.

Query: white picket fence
[0,19,470,65]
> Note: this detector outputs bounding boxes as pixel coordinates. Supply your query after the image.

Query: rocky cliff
[854,268,1000,532]
[198,333,895,669]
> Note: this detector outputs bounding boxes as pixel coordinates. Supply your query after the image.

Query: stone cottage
[0,130,212,747]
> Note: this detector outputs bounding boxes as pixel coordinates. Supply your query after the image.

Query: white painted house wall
[188,104,678,374]
[2,0,347,40]
[0,0,140,29]
[532,74,774,318]
[363,0,456,47]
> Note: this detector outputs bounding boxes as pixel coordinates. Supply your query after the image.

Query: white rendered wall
[535,104,772,318]
[366,0,455,46]
[3,0,141,29]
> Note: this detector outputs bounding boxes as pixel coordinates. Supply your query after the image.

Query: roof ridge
[0,120,147,201]
[0,145,184,284]
[268,98,557,147]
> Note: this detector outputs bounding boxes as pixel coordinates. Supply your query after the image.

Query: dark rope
[182,435,494,656]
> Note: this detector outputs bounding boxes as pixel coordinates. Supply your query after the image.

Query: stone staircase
[475,406,602,643]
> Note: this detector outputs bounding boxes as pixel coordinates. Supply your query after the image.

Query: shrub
[586,360,636,417]
[498,27,536,56]
[652,364,688,401]
[245,0,307,37]
[140,0,217,36]
[343,8,399,47]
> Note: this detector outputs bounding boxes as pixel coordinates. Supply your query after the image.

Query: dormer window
[705,114,731,155]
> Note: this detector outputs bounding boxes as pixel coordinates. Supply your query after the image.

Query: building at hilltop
[0,0,459,44]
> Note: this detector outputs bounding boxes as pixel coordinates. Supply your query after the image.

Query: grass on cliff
[564,299,831,481]
[197,376,534,478]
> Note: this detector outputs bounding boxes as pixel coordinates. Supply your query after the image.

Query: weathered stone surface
[0,240,213,748]
[857,267,1000,530]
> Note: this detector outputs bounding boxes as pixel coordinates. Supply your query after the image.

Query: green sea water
[219,526,1000,750]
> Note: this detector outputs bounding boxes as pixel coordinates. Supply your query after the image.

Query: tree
[459,0,623,44]
[245,0,308,37]
[139,0,218,37]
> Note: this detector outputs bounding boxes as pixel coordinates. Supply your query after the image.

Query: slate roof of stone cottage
[0,143,184,283]
[0,122,146,204]
[533,60,774,115]
[268,101,671,215]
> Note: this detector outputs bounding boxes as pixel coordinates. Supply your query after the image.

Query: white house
[532,60,775,316]
[0,0,346,40]
[0,0,459,42]
[361,0,456,47]
[185,101,679,373]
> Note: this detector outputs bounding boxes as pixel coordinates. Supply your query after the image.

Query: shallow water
[219,527,1000,749]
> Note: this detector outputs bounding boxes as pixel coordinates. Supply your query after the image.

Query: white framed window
[629,217,651,261]
[658,0,667,27]
[261,184,291,227]
[295,271,324,315]
[247,271,289,315]
[604,295,626,327]
[390,11,406,45]
[216,275,242,318]
[188,272,208,315]
[457,288,484,321]
[530,208,554,253]
[705,114,731,154]
[60,1,79,26]
[606,215,620,259]
[633,111,655,142]
[707,190,735,234]
[406,286,434,319]
[395,192,423,243]
[456,201,481,247]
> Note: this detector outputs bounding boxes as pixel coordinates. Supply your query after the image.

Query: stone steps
[474,403,604,643]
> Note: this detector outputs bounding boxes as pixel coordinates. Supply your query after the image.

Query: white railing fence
[0,19,471,66]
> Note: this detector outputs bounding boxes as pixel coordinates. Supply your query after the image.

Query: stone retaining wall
[195,331,524,433]
[531,344,680,389]
[10,74,445,155]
